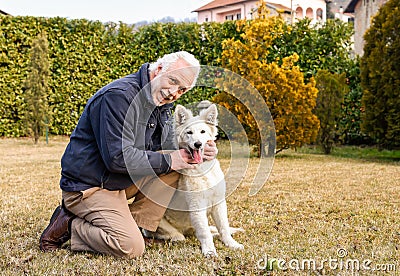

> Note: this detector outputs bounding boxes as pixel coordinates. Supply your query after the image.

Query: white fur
[143,104,244,257]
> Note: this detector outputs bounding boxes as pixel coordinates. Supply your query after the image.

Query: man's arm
[90,90,195,175]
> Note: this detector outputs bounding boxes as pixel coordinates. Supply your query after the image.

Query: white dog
[143,103,243,256]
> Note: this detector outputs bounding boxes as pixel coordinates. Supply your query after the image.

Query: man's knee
[119,235,145,259]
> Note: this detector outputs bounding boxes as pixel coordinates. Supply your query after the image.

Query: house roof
[193,0,249,12]
[344,0,359,12]
[193,0,291,13]
[0,9,9,15]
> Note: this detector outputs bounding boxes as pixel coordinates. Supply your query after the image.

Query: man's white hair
[149,51,201,87]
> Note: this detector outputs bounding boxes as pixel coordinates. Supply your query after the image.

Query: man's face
[151,59,197,106]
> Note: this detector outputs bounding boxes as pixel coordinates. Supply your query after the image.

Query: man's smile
[160,90,173,100]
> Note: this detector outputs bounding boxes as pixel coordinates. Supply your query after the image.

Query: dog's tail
[209,226,245,237]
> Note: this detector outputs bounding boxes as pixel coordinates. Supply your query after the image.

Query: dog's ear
[174,105,193,126]
[200,104,218,126]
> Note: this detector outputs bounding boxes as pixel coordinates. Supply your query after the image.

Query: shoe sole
[39,205,62,252]
[143,237,167,246]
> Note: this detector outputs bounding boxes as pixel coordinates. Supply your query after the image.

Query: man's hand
[169,149,196,171]
[169,141,218,171]
[203,140,218,161]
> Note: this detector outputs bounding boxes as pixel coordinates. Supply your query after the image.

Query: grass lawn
[0,137,399,275]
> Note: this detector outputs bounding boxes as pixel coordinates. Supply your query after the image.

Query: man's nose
[171,85,180,94]
[167,86,180,98]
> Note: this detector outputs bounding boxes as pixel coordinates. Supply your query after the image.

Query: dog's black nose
[194,141,202,149]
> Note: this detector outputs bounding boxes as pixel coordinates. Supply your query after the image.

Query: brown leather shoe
[39,204,75,252]
[143,236,166,246]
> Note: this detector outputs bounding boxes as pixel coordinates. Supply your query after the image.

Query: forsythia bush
[213,1,319,153]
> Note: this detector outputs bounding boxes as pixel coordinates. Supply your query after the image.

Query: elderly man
[39,51,218,258]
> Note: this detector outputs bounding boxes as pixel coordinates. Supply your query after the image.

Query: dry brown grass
[0,137,399,275]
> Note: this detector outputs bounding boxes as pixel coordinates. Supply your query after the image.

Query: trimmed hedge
[1,15,362,145]
[0,16,239,136]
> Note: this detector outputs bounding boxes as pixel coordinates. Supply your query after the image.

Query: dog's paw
[201,243,218,257]
[170,233,186,242]
[226,240,244,250]
[203,248,218,257]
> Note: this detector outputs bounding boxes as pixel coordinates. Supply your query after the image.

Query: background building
[344,0,388,55]
[194,0,327,24]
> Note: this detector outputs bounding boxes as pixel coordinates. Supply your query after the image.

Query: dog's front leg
[189,210,217,257]
[211,201,244,250]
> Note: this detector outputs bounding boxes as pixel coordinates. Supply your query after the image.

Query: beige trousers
[62,172,179,259]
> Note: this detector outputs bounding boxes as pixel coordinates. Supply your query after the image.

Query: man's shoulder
[90,73,140,104]
[104,63,149,96]
[87,64,150,108]
[106,74,140,93]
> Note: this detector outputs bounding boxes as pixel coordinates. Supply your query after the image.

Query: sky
[1,0,211,24]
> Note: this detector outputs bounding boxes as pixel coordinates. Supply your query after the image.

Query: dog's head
[174,104,218,163]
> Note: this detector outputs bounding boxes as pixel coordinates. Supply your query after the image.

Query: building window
[296,7,303,19]
[225,14,234,20]
[237,13,241,20]
[306,8,313,19]
[205,17,209,22]
[316,8,323,20]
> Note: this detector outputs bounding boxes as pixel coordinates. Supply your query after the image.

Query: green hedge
[0,16,240,136]
[1,15,363,144]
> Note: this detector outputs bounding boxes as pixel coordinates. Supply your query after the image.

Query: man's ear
[174,105,193,126]
[154,64,163,77]
[200,104,218,126]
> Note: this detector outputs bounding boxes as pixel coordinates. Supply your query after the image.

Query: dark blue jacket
[60,63,176,192]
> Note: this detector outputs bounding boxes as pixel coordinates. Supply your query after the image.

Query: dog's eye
[201,130,206,134]
[187,131,193,135]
